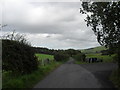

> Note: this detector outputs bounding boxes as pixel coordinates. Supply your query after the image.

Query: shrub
[3,79,24,88]
[54,52,69,61]
[73,53,86,62]
[2,39,38,74]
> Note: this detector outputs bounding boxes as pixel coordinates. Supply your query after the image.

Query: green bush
[73,53,86,61]
[2,39,38,74]
[54,52,69,61]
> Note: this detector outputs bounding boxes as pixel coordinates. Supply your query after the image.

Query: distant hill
[81,46,108,54]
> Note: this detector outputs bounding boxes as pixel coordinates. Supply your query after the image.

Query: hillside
[81,46,108,54]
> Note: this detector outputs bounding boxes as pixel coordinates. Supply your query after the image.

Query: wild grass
[2,61,62,88]
[110,69,120,90]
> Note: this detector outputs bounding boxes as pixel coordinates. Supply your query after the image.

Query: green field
[75,53,115,64]
[80,46,115,62]
[81,46,107,54]
[86,53,115,62]
[35,53,54,61]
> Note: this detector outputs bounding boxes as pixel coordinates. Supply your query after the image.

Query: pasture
[35,53,54,61]
[86,53,115,63]
[81,46,107,54]
[75,53,115,64]
[35,53,54,66]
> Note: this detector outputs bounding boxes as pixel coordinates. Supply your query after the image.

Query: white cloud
[2,1,100,49]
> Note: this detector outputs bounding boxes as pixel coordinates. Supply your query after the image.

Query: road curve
[34,58,103,88]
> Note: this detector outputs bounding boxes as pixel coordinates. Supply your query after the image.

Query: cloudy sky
[2,0,100,49]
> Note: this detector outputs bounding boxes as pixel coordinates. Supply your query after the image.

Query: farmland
[86,54,115,63]
[81,46,107,54]
[35,53,54,61]
[78,46,116,63]
[75,53,115,64]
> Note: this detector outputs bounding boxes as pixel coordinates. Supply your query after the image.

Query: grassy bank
[2,61,62,88]
[110,69,120,90]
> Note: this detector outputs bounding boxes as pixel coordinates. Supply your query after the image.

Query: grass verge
[110,69,120,90]
[2,61,62,88]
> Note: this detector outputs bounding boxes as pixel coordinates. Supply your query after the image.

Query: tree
[54,52,69,61]
[73,53,86,62]
[80,2,120,72]
[66,49,81,57]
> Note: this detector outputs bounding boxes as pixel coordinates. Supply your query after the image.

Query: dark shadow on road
[80,63,118,88]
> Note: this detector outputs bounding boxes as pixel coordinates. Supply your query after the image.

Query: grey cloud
[31,2,81,9]
[2,1,100,49]
[3,1,83,34]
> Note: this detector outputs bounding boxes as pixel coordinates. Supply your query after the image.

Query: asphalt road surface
[34,58,118,88]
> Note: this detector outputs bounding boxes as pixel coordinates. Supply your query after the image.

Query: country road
[34,58,118,88]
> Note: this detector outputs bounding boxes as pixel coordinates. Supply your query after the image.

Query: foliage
[66,49,81,57]
[33,47,82,57]
[80,2,120,48]
[80,2,120,71]
[33,47,56,55]
[2,61,62,88]
[2,30,30,45]
[54,52,69,61]
[2,33,38,74]
[2,39,38,74]
[73,53,86,62]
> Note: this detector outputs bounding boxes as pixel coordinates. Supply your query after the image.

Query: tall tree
[80,2,120,72]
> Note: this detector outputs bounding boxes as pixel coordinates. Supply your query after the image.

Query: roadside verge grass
[110,69,120,90]
[2,61,62,88]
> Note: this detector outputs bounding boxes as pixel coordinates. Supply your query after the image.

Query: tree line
[33,47,86,61]
[2,31,85,75]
